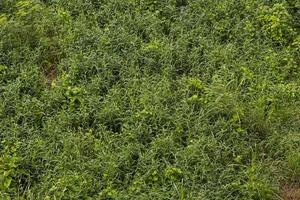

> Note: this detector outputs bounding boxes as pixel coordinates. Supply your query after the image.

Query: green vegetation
[0,0,299,199]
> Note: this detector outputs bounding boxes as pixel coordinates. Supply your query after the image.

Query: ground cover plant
[0,0,299,199]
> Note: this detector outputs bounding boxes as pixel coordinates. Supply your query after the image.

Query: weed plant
[0,0,299,199]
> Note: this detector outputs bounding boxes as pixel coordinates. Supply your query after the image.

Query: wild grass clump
[0,0,299,199]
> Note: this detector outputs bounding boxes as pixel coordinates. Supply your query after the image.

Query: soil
[281,185,300,200]
[45,64,57,88]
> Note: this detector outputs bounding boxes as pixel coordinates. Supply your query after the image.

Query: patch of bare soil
[281,185,300,200]
[44,64,57,88]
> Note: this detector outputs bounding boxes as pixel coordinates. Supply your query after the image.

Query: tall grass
[0,0,299,199]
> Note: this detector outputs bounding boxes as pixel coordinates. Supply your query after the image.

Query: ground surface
[0,0,299,199]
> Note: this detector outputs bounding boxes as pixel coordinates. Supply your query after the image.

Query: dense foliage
[0,0,299,199]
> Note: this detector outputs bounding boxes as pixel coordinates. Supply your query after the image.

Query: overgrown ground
[0,0,299,199]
